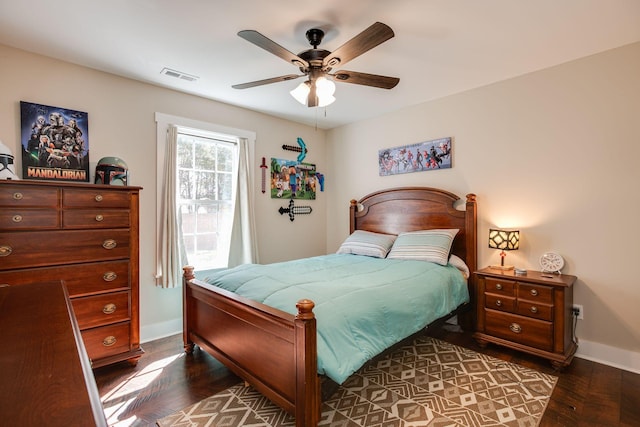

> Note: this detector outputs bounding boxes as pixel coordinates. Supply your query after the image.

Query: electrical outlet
[572,304,584,320]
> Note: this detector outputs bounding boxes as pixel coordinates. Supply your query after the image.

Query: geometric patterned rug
[156,336,557,427]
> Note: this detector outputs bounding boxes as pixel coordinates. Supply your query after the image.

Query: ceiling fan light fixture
[290,81,311,105]
[290,77,336,107]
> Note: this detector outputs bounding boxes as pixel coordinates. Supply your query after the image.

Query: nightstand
[473,267,577,369]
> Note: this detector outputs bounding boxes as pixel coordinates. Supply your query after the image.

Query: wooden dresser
[0,180,143,368]
[0,281,108,426]
[473,267,577,369]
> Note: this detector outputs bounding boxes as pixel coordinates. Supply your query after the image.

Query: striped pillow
[336,230,397,258]
[387,229,459,265]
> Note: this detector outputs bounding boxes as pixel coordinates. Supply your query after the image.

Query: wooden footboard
[182,266,320,427]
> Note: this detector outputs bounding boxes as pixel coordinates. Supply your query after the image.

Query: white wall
[327,42,640,372]
[0,44,327,342]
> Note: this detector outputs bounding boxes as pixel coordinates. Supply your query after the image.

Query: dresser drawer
[0,260,130,296]
[63,209,130,229]
[0,185,59,207]
[72,291,130,329]
[518,283,553,304]
[484,309,553,351]
[485,292,516,313]
[485,278,515,296]
[0,209,59,230]
[0,229,130,270]
[82,322,131,361]
[63,189,130,208]
[516,300,554,321]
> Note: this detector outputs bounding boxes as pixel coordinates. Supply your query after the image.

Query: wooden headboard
[349,187,477,276]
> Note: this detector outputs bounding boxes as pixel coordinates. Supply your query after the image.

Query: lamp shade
[488,229,520,251]
[290,77,336,107]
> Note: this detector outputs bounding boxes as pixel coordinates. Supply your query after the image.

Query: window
[155,113,257,288]
[177,131,237,270]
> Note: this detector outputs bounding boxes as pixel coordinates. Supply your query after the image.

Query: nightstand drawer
[516,300,553,321]
[485,310,553,351]
[485,293,516,313]
[518,283,553,304]
[485,278,515,296]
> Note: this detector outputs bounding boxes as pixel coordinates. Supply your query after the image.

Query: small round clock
[539,252,565,274]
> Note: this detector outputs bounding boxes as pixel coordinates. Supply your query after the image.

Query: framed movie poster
[270,157,317,200]
[20,101,90,182]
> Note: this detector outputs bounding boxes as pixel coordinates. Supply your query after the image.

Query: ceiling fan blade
[332,70,399,89]
[232,74,303,89]
[323,22,395,69]
[238,30,309,69]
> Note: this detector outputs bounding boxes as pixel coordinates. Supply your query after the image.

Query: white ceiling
[1,1,639,129]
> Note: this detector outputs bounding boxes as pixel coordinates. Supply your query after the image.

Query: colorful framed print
[270,157,317,200]
[20,101,90,182]
[379,137,452,176]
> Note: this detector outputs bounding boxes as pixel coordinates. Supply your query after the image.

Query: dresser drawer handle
[103,271,117,282]
[530,289,539,296]
[12,215,23,223]
[530,306,538,314]
[102,239,117,250]
[102,336,117,347]
[495,299,502,307]
[12,192,23,200]
[509,323,522,334]
[102,303,117,314]
[495,283,503,290]
[0,246,12,257]
[95,214,104,222]
[95,194,103,202]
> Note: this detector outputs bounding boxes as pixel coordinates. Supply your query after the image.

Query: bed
[182,187,477,427]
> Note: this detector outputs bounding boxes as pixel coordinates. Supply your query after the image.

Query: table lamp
[488,228,519,270]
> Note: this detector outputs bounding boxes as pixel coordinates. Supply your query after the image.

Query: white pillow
[387,229,459,265]
[336,230,397,258]
[448,254,470,279]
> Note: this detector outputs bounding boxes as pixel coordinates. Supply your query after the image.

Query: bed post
[462,193,478,331]
[349,199,358,233]
[182,265,195,354]
[294,299,320,427]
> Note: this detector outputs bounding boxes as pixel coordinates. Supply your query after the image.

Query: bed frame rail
[182,266,320,426]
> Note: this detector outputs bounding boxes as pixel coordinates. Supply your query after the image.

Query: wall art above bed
[378,136,452,176]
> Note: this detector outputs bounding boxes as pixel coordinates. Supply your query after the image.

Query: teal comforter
[201,253,469,384]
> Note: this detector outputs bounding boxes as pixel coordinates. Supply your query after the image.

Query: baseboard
[575,339,640,374]
[141,318,182,344]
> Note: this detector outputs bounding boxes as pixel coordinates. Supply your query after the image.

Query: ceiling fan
[232,22,400,107]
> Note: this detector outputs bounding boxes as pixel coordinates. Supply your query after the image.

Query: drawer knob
[12,215,23,223]
[495,299,502,307]
[530,289,539,296]
[102,303,117,314]
[495,283,503,290]
[530,306,538,314]
[103,271,117,282]
[12,192,23,200]
[95,194,103,202]
[102,239,117,250]
[0,245,13,257]
[509,323,522,334]
[102,336,117,347]
[95,214,104,222]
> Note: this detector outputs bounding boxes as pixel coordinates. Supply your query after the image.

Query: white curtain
[156,124,186,288]
[227,137,258,267]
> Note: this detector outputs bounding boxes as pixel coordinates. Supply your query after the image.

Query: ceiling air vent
[161,67,199,82]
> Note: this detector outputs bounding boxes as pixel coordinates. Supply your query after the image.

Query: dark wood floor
[94,329,640,427]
